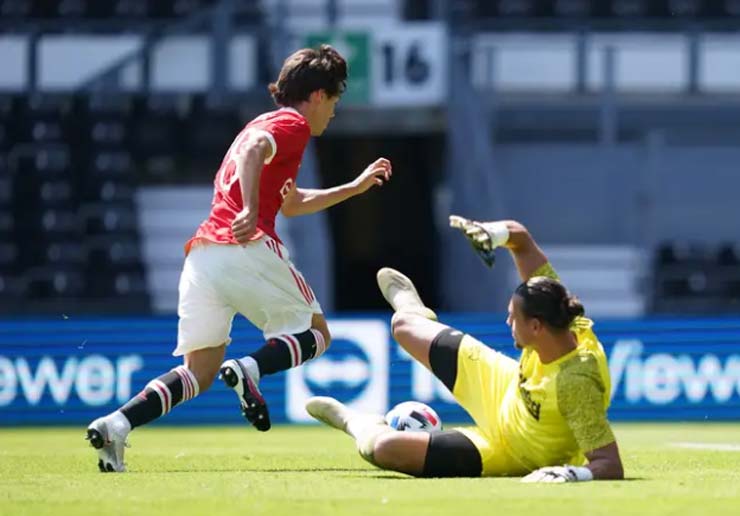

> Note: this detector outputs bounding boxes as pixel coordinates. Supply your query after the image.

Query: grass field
[1,423,740,516]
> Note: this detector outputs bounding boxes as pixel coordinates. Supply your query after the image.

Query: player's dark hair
[268,45,347,106]
[514,276,584,331]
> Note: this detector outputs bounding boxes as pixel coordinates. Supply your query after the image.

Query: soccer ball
[384,401,442,432]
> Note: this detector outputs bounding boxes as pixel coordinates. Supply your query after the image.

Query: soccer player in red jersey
[86,45,393,472]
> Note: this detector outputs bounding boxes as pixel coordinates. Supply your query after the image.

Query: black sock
[249,329,327,376]
[120,365,199,428]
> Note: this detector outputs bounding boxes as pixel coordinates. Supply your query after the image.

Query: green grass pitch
[1,423,739,515]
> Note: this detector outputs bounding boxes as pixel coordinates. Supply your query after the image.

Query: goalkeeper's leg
[305,397,481,477]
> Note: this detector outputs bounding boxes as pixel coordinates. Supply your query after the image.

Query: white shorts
[174,236,323,356]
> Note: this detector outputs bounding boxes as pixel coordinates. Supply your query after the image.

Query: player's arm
[449,217,548,281]
[231,133,274,244]
[281,158,392,217]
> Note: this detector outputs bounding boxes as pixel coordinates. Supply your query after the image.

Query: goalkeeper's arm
[583,441,624,480]
[521,442,624,483]
[449,216,549,282]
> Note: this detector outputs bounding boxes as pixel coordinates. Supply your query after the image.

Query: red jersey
[185,109,310,254]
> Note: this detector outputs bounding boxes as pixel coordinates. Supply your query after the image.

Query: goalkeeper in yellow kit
[306,216,624,482]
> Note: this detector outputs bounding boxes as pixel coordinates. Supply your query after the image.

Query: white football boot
[220,358,271,431]
[86,413,130,473]
[376,267,437,321]
[305,396,354,432]
[305,396,389,465]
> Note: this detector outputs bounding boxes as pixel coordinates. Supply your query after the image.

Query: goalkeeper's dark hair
[514,276,584,331]
[268,45,347,107]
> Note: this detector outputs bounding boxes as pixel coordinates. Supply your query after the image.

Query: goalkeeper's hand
[521,465,594,484]
[449,215,496,268]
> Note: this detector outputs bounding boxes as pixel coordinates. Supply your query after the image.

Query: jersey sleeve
[531,262,560,281]
[557,358,616,454]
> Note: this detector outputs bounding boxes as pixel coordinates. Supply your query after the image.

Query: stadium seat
[153,0,215,18]
[90,120,129,148]
[82,178,135,203]
[553,0,591,17]
[656,241,708,267]
[610,0,649,16]
[26,266,85,300]
[0,0,32,18]
[89,150,133,177]
[86,236,143,272]
[85,267,147,298]
[113,0,150,19]
[0,242,19,273]
[667,0,701,17]
[39,179,75,209]
[81,204,139,236]
[0,175,11,207]
[184,95,240,170]
[130,98,184,179]
[14,152,74,213]
[40,209,81,235]
[0,211,13,238]
[717,243,740,266]
[17,96,75,144]
[0,273,25,304]
[84,150,135,202]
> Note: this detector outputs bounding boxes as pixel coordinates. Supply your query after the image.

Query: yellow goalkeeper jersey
[497,263,615,470]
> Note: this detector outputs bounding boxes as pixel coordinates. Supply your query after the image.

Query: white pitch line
[670,442,740,452]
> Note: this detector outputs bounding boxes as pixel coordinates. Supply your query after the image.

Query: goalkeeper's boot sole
[86,417,127,472]
[376,267,437,320]
[220,359,271,431]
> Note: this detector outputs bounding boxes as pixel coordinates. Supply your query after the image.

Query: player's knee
[390,312,420,341]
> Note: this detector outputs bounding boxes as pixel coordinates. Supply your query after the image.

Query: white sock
[237,356,261,383]
[110,410,132,435]
[345,413,392,466]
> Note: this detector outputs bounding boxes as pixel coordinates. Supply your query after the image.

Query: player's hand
[521,465,594,484]
[232,207,258,245]
[351,158,392,194]
[449,215,496,268]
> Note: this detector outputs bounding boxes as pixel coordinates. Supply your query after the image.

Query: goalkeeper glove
[449,215,508,268]
[521,465,594,484]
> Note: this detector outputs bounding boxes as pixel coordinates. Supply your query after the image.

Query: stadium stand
[1,0,739,316]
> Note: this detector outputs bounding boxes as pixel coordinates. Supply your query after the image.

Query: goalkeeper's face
[507,295,540,350]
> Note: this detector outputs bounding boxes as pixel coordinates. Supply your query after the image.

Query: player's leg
[306,397,482,477]
[377,266,517,438]
[219,238,330,431]
[376,267,443,368]
[86,246,235,472]
[220,313,329,431]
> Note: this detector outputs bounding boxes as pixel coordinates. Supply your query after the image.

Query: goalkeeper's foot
[86,413,130,473]
[376,268,437,320]
[220,359,271,431]
[306,397,390,464]
[305,396,352,432]
[305,396,386,436]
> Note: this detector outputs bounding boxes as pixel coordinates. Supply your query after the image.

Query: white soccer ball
[385,401,442,432]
